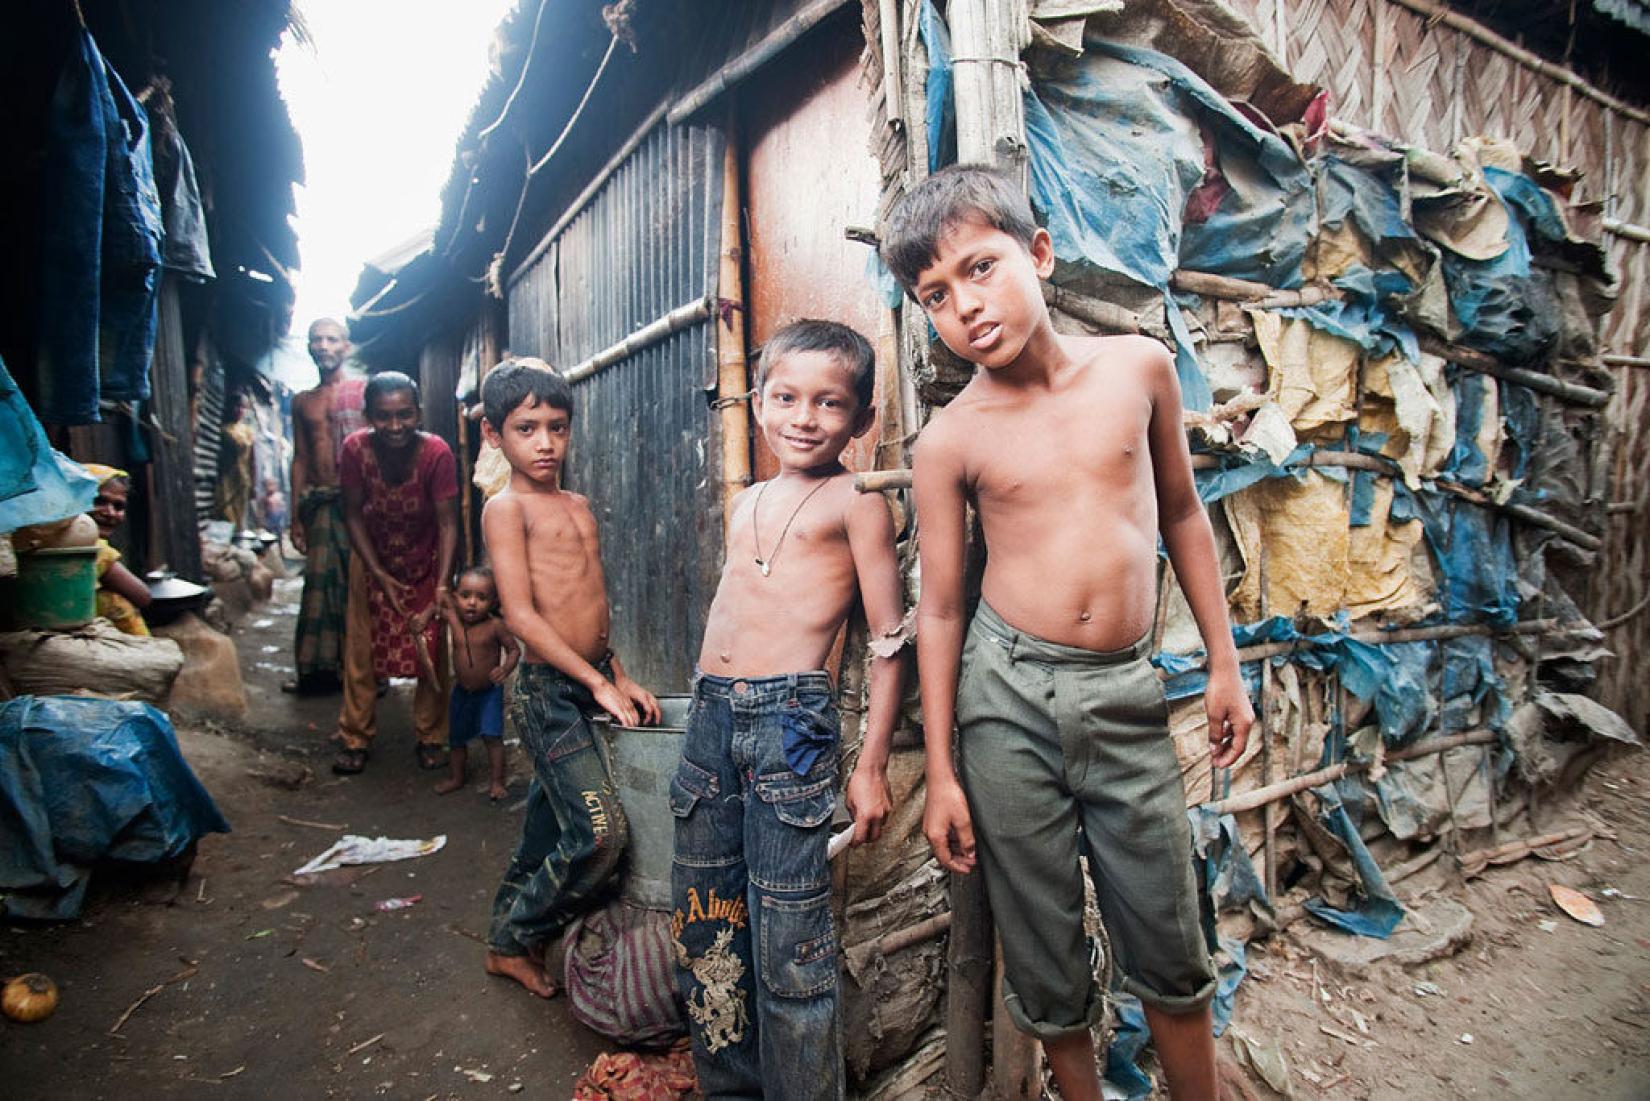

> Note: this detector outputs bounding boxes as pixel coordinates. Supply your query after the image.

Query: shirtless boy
[671,320,904,1100]
[479,359,660,998]
[288,318,367,693]
[884,166,1253,1100]
[416,565,521,800]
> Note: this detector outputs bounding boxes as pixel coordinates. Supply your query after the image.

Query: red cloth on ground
[571,1047,697,1100]
[338,429,456,678]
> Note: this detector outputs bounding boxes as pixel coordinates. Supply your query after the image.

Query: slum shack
[349,0,1649,1094]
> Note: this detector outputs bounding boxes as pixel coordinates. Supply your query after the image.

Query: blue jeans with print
[670,671,843,1101]
[488,662,629,956]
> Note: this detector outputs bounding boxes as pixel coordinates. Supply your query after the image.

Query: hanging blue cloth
[35,28,163,425]
[0,354,99,533]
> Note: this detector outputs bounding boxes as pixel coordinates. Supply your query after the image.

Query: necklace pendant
[756,557,770,577]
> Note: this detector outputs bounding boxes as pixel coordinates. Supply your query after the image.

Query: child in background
[415,565,521,800]
[85,464,152,636]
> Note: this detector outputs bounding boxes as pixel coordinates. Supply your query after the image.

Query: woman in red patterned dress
[331,371,460,774]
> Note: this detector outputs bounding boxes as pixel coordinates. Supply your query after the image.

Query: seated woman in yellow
[84,465,152,636]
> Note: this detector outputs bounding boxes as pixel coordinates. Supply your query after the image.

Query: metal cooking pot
[144,569,212,626]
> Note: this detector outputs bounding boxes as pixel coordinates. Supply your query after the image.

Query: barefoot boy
[670,320,904,1100]
[479,360,661,998]
[884,167,1254,1100]
[415,565,520,800]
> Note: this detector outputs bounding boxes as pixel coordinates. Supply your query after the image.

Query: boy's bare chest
[968,395,1151,502]
[523,507,602,576]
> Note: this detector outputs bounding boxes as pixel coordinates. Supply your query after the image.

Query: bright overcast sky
[276,0,517,338]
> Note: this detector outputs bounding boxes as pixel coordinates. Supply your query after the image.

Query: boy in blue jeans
[479,361,661,998]
[885,167,1254,1099]
[671,321,905,1099]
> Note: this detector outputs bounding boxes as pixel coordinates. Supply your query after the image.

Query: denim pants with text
[670,671,843,1101]
[488,662,629,957]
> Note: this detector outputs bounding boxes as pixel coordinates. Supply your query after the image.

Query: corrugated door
[506,120,726,693]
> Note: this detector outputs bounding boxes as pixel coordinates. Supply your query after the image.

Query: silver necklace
[751,478,830,577]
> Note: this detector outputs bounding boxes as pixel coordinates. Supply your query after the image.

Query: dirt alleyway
[0,576,610,1099]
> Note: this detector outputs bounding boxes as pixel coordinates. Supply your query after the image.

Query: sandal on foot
[415,744,447,771]
[331,748,368,775]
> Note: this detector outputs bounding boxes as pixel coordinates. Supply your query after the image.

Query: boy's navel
[1078,610,1093,623]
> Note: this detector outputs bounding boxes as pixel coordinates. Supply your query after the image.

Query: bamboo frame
[668,0,856,125]
[716,114,753,523]
[562,298,713,384]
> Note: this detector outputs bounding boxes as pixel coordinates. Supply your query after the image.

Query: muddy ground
[2,574,1648,1098]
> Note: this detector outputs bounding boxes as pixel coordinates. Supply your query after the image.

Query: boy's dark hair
[455,564,494,589]
[879,164,1040,294]
[481,358,573,428]
[755,320,876,411]
[364,370,419,412]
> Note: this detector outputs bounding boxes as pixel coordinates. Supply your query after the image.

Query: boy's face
[754,351,872,473]
[484,397,571,487]
[91,481,128,537]
[453,574,495,623]
[911,216,1056,371]
[367,389,420,450]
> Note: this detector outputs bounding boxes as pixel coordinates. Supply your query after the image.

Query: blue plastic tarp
[0,696,230,920]
[1439,167,1561,362]
[1301,782,1405,938]
[0,355,98,532]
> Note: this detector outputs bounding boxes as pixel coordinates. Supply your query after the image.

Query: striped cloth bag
[563,899,686,1049]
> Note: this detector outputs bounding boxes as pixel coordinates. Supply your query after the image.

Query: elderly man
[287,318,367,694]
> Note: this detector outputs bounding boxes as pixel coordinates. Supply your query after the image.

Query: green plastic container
[9,545,99,630]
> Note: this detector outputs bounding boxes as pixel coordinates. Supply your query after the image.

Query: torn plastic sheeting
[1439,166,1561,362]
[1301,782,1404,938]
[1193,442,1315,503]
[293,833,447,877]
[1025,41,1313,409]
[1276,265,1421,364]
[1401,485,1519,626]
[1156,618,1433,747]
[917,0,954,174]
[0,695,231,921]
[1189,806,1272,918]
[1104,994,1154,1100]
[1319,156,1416,250]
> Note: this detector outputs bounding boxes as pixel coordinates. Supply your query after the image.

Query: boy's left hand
[844,763,891,846]
[614,674,661,726]
[1204,667,1255,769]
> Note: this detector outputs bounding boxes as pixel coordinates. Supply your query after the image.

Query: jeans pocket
[758,889,837,999]
[754,770,836,829]
[779,699,839,776]
[670,756,719,818]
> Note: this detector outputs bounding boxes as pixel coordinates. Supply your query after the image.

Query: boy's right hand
[592,680,640,728]
[923,777,976,874]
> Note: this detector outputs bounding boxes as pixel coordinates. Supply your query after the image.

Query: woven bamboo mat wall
[1224,0,1650,729]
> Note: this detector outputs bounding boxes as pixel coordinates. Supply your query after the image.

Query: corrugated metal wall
[507,120,727,693]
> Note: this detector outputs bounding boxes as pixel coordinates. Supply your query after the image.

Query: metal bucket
[600,695,691,911]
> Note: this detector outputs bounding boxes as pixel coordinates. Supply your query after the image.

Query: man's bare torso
[294,379,347,489]
[698,472,862,678]
[501,488,611,665]
[942,335,1163,650]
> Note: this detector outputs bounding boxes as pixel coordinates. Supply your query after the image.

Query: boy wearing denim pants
[884,167,1255,1100]
[671,321,905,1099]
[478,360,662,998]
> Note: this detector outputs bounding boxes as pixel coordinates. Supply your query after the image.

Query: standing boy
[479,360,660,998]
[671,321,905,1100]
[883,167,1253,1100]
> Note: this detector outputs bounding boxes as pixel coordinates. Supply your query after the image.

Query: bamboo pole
[716,115,753,523]
[876,0,903,135]
[1202,730,1497,815]
[563,297,713,384]
[992,941,1041,1099]
[1458,824,1593,877]
[1417,335,1613,407]
[1602,353,1650,369]
[667,0,854,125]
[1603,218,1650,245]
[1041,282,1143,334]
[1258,545,1278,900]
[945,871,992,1098]
[1381,0,1650,127]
